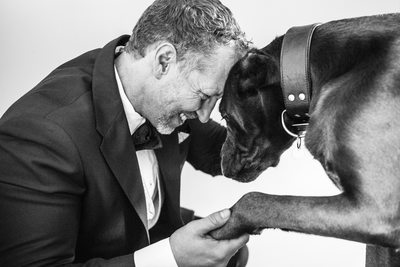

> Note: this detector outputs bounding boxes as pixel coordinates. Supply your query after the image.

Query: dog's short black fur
[211,13,400,266]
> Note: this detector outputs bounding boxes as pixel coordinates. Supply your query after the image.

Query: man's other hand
[169,209,249,267]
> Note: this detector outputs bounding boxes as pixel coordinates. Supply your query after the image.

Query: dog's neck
[256,16,394,149]
[263,16,394,119]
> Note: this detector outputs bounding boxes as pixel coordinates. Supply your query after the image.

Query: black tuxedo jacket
[0,36,226,266]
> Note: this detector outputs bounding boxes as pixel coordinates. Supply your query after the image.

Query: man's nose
[196,96,218,123]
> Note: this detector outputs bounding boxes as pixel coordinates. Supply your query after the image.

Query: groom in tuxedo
[0,0,250,266]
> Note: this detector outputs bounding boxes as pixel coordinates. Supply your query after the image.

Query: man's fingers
[193,209,231,234]
[221,233,250,260]
[229,233,250,248]
[212,233,250,265]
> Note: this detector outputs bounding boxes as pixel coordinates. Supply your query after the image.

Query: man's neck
[114,52,147,115]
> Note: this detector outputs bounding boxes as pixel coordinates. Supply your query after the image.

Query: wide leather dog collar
[280,23,320,140]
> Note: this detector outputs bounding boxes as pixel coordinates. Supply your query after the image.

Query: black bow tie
[132,120,162,151]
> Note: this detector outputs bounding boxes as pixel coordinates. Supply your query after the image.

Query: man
[0,0,250,266]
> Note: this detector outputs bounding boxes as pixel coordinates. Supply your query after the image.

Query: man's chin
[155,113,191,135]
[155,120,179,135]
[156,125,175,134]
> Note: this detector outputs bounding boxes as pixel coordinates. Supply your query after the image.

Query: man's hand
[169,209,250,267]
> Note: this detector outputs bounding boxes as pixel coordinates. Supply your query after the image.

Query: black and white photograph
[1,0,400,266]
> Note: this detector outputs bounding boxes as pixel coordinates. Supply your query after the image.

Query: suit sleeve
[0,115,135,267]
[186,119,227,176]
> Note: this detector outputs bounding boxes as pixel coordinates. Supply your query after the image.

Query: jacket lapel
[91,35,149,239]
[100,112,149,234]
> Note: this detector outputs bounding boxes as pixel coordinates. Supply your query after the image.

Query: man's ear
[153,43,177,79]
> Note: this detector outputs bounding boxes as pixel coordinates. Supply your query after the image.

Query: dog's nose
[270,158,280,167]
[221,155,242,178]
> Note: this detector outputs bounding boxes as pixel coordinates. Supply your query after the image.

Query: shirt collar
[114,65,145,135]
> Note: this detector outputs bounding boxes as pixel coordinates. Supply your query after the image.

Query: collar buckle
[281,110,308,149]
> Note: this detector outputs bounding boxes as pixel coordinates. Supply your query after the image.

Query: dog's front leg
[210,192,400,249]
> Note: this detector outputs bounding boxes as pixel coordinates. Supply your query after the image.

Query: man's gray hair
[125,0,249,63]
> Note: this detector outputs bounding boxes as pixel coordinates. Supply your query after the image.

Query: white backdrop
[1,1,399,266]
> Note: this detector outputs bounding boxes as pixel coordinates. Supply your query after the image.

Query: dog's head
[220,48,295,182]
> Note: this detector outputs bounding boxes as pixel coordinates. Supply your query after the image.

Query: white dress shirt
[115,66,178,267]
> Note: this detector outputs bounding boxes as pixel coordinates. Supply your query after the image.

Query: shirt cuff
[134,238,178,267]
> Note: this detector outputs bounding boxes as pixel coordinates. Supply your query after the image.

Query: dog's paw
[210,192,264,240]
[209,212,245,240]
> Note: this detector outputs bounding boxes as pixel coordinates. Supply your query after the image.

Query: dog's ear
[235,50,273,98]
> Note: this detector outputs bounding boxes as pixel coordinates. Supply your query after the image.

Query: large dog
[210,13,400,266]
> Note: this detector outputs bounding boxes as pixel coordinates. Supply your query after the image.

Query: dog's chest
[305,116,344,191]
